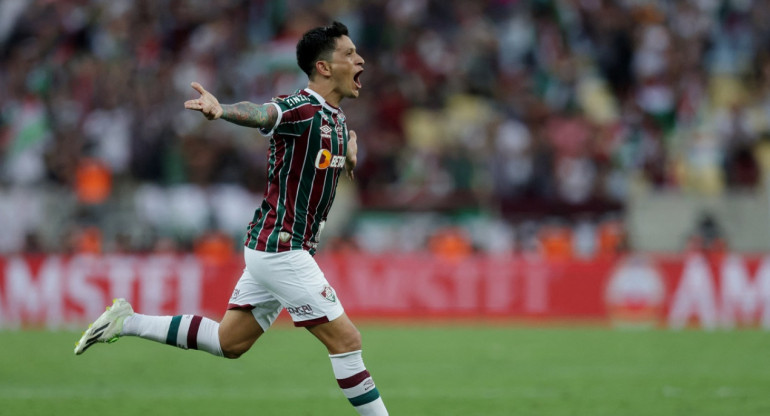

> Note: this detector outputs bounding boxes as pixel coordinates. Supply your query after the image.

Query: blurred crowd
[2,0,770,256]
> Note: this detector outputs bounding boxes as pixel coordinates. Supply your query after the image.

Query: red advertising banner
[0,252,767,329]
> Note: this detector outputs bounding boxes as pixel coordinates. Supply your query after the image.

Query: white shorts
[227,248,344,330]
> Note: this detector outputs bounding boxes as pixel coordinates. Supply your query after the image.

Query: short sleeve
[260,95,317,137]
[258,102,284,137]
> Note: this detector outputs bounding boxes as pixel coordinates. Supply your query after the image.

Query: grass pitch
[1,325,769,415]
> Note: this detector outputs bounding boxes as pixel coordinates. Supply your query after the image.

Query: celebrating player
[75,21,388,416]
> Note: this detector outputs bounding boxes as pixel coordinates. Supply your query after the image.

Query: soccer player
[74,22,388,416]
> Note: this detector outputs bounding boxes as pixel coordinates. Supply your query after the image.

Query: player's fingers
[184,100,201,110]
[349,130,357,141]
[190,81,207,95]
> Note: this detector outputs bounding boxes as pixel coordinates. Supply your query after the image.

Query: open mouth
[353,70,363,89]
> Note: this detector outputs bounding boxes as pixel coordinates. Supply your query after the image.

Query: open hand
[183,82,223,120]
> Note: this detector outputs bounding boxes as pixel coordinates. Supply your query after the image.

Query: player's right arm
[184,82,278,130]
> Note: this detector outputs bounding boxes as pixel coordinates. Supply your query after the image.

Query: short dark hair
[296,21,349,78]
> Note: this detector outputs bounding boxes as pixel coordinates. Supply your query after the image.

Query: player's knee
[219,336,255,359]
[220,342,249,359]
[331,327,362,354]
[347,328,362,351]
[222,350,243,359]
[217,313,263,359]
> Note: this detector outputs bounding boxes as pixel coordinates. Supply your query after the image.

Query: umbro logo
[363,379,375,391]
[320,124,333,139]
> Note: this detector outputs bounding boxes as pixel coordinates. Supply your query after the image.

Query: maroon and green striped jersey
[245,88,349,255]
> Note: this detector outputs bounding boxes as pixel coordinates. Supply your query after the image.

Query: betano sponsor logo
[314,149,345,170]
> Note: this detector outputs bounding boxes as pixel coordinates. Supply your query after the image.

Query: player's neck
[307,80,342,108]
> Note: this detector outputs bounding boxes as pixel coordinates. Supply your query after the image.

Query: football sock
[121,314,223,357]
[329,350,388,415]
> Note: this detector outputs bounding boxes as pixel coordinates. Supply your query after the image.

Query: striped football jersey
[245,88,349,255]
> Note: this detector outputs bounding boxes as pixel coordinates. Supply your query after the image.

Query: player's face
[328,35,364,99]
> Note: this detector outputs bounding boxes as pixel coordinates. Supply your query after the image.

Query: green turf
[1,326,769,415]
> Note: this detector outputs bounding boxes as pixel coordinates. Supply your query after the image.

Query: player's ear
[315,59,332,78]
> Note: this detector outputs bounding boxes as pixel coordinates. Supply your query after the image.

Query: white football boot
[74,298,134,355]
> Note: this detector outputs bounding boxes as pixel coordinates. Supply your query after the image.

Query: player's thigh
[247,249,345,327]
[306,313,362,354]
[229,265,284,331]
[218,308,264,358]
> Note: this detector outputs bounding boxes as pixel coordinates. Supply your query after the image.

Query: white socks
[121,314,223,357]
[329,350,388,415]
[121,315,387,414]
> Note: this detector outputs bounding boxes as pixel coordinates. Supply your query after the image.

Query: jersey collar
[304,88,340,114]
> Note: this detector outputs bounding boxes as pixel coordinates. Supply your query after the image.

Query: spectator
[2,0,770,254]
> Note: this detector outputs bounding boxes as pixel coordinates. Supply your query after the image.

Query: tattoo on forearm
[221,102,278,129]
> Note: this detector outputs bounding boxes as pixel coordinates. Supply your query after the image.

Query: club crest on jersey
[320,285,337,303]
[315,149,345,170]
[335,124,344,144]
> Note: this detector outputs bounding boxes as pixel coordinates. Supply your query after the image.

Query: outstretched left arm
[183,81,278,130]
[220,102,278,129]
